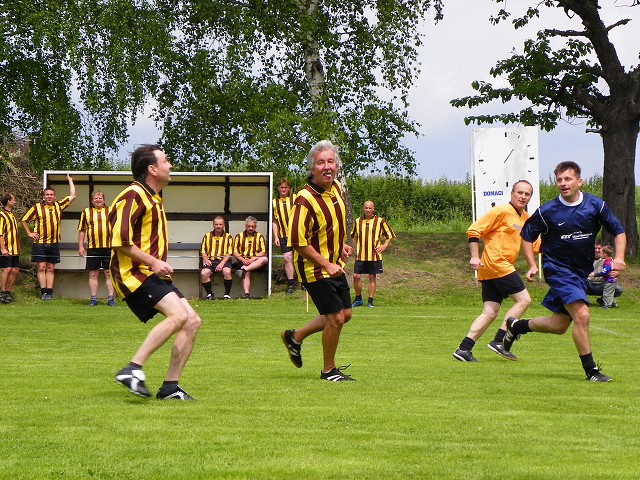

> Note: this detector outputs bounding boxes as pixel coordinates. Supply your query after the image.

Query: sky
[122,1,640,183]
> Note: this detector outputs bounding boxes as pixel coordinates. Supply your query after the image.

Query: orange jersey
[467,203,533,281]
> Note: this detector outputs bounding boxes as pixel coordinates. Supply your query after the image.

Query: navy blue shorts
[0,255,20,268]
[304,275,352,316]
[85,248,111,271]
[541,271,588,315]
[124,274,185,323]
[31,243,60,264]
[354,260,383,275]
[480,271,526,304]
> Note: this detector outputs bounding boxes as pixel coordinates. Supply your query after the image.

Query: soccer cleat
[223,294,231,300]
[503,317,521,352]
[41,293,52,301]
[0,293,9,304]
[156,385,194,400]
[351,299,363,307]
[236,268,246,279]
[586,368,612,383]
[281,329,303,368]
[453,348,478,362]
[205,293,213,300]
[285,285,296,295]
[320,365,356,382]
[487,340,517,361]
[114,367,151,398]
[367,303,374,308]
[243,293,251,299]
[107,297,116,307]
[88,298,98,307]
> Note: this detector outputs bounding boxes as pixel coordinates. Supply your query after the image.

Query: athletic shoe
[114,367,151,398]
[0,293,9,304]
[320,365,356,382]
[88,298,98,307]
[286,285,296,295]
[586,368,612,383]
[352,299,363,307]
[205,293,213,300]
[503,317,521,352]
[236,268,246,279]
[596,297,604,307]
[156,385,194,400]
[453,348,478,362]
[367,303,374,308]
[243,293,251,299]
[487,340,517,361]
[41,293,52,301]
[107,297,116,307]
[7,292,15,303]
[223,294,231,300]
[281,329,303,368]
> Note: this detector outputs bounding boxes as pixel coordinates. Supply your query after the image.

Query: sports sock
[511,319,532,336]
[202,282,212,295]
[128,362,142,369]
[460,336,475,351]
[288,279,296,287]
[367,297,374,305]
[354,295,362,301]
[579,353,597,373]
[494,329,506,342]
[224,279,232,295]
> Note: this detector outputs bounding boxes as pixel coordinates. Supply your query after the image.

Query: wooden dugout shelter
[43,170,273,299]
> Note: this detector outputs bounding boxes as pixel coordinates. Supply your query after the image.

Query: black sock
[494,329,506,343]
[224,280,232,295]
[579,353,597,373]
[41,288,46,295]
[202,283,212,295]
[128,362,142,369]
[460,336,475,351]
[511,319,532,336]
[355,295,362,301]
[288,279,296,287]
[368,297,374,304]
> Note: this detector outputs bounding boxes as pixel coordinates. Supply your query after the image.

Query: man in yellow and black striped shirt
[110,144,201,401]
[200,216,234,300]
[350,200,396,308]
[0,193,20,303]
[272,178,297,294]
[21,174,76,300]
[233,216,268,298]
[280,140,356,382]
[77,191,115,306]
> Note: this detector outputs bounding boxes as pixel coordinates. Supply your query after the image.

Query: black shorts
[124,274,185,323]
[232,261,267,272]
[31,243,60,264]
[0,255,20,268]
[85,248,111,271]
[203,259,231,271]
[481,271,526,304]
[304,275,352,316]
[354,260,383,275]
[279,237,293,255]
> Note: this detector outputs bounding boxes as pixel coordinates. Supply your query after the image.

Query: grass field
[2,233,639,479]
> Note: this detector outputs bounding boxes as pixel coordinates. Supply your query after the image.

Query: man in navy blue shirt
[504,161,626,382]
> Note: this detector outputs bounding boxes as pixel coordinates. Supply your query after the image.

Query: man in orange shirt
[453,180,537,363]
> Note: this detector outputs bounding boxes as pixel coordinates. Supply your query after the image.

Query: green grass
[2,294,639,479]
[3,232,640,479]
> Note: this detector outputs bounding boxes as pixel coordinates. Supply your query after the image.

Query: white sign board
[470,126,540,221]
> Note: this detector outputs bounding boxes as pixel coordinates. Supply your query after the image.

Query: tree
[2,1,444,182]
[451,0,640,257]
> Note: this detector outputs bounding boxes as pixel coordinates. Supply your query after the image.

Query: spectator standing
[350,200,395,308]
[77,191,115,306]
[272,178,298,295]
[21,174,76,300]
[0,193,20,304]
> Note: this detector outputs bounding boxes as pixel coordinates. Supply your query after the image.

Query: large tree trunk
[600,126,638,258]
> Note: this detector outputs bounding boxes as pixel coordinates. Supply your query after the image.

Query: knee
[353,273,361,280]
[328,312,347,328]
[46,264,55,274]
[187,312,202,333]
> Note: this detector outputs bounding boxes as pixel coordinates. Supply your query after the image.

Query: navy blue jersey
[521,192,624,280]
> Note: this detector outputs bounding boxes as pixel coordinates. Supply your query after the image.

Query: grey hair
[245,216,257,224]
[306,140,341,175]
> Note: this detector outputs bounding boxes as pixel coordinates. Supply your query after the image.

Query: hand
[525,266,538,282]
[612,259,626,272]
[325,262,345,278]
[469,256,483,270]
[29,232,39,241]
[274,238,281,247]
[79,247,86,257]
[341,244,352,260]
[152,259,174,278]
[1,248,8,256]
[203,259,211,267]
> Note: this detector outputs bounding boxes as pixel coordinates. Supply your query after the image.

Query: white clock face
[471,126,540,219]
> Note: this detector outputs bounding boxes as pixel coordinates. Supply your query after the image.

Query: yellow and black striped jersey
[0,208,20,255]
[350,215,396,261]
[20,197,72,244]
[234,231,266,258]
[201,232,234,260]
[272,194,296,238]
[109,181,168,298]
[288,180,346,283]
[77,206,111,249]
